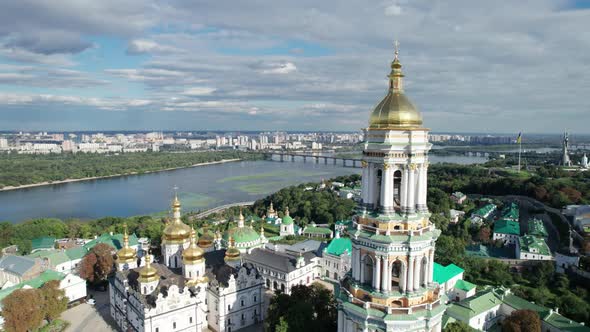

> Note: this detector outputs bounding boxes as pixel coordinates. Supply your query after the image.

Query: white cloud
[126,39,180,55]
[261,62,297,74]
[183,87,217,96]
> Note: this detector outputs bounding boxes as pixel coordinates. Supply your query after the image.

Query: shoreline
[0,158,242,192]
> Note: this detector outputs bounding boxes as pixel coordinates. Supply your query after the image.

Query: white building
[321,231,351,281]
[338,45,445,332]
[110,197,264,332]
[516,235,552,260]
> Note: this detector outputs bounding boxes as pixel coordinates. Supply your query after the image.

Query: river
[0,155,486,223]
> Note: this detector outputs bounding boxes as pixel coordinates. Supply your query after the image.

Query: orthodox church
[109,196,264,332]
[338,45,446,332]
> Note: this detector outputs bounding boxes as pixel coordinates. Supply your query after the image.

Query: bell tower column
[375,256,381,291]
[361,163,369,208]
[407,256,414,293]
[407,165,416,214]
[381,164,394,214]
[401,166,409,213]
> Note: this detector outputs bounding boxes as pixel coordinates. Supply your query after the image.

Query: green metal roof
[501,202,519,221]
[518,235,551,256]
[27,250,70,266]
[303,226,332,235]
[31,237,55,251]
[528,218,548,238]
[0,270,65,306]
[281,215,294,225]
[433,263,464,284]
[472,204,496,218]
[446,290,502,320]
[543,312,590,332]
[325,237,352,256]
[84,233,139,251]
[223,226,261,244]
[455,279,476,292]
[494,219,520,236]
[65,246,88,260]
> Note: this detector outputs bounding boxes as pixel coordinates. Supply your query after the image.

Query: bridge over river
[260,152,362,168]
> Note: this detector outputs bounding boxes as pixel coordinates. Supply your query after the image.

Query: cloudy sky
[1,0,589,133]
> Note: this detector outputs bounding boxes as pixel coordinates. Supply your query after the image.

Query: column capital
[409,163,417,171]
[361,160,368,168]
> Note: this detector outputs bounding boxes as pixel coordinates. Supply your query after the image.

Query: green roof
[544,312,590,332]
[65,246,88,260]
[282,215,294,225]
[528,218,548,238]
[455,279,476,292]
[501,202,519,221]
[325,237,352,256]
[27,250,70,266]
[472,204,496,218]
[433,263,464,284]
[446,290,503,320]
[31,237,55,251]
[84,233,139,251]
[223,226,261,244]
[303,225,332,235]
[0,270,65,306]
[494,219,520,236]
[518,235,551,256]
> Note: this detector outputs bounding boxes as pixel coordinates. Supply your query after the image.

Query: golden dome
[224,237,241,262]
[116,224,136,263]
[138,255,159,283]
[162,195,192,244]
[183,229,205,264]
[368,45,423,130]
[197,227,215,249]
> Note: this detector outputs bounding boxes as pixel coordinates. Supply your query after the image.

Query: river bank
[0,158,242,192]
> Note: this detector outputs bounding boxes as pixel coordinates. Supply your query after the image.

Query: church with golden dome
[109,195,265,332]
[337,44,445,332]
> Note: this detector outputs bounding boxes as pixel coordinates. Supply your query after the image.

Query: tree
[443,321,472,332]
[502,309,541,332]
[40,280,68,322]
[266,283,337,332]
[80,243,114,283]
[478,226,491,243]
[2,288,45,332]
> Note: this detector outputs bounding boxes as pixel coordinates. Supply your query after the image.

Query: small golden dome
[138,255,159,283]
[368,44,423,130]
[197,227,215,249]
[162,195,192,244]
[117,224,136,263]
[183,229,205,264]
[224,237,241,262]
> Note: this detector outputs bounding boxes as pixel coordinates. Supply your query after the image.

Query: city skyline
[1,1,590,132]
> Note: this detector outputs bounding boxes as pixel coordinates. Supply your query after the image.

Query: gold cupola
[162,194,192,244]
[224,236,241,262]
[368,42,423,130]
[183,228,205,264]
[197,226,215,249]
[138,254,159,283]
[116,223,136,263]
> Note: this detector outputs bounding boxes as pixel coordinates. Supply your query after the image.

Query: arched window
[174,255,178,267]
[281,284,285,292]
[421,256,428,286]
[362,255,374,286]
[266,279,270,288]
[393,170,402,206]
[391,260,405,292]
[375,169,383,207]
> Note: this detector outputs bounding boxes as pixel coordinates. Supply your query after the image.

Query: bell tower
[339,42,445,332]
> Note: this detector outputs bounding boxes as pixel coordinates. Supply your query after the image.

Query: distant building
[451,192,467,204]
[433,263,475,302]
[449,209,465,224]
[500,202,519,221]
[527,218,548,238]
[492,219,520,245]
[516,235,552,260]
[279,207,295,237]
[445,287,590,332]
[0,255,44,288]
[26,246,87,274]
[470,203,496,225]
[30,236,56,253]
[302,223,333,239]
[321,231,351,281]
[555,252,579,273]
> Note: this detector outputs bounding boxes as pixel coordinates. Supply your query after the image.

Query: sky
[0,0,589,133]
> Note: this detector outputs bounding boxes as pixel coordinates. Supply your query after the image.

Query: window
[190,317,193,324]
[173,322,176,329]
[156,328,159,332]
[254,295,257,302]
[228,305,231,311]
[189,271,192,278]
[241,299,244,307]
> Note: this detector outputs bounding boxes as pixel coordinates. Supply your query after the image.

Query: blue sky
[1,0,590,133]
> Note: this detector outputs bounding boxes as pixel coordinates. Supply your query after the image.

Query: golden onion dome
[116,224,136,263]
[368,44,423,130]
[138,255,159,283]
[163,195,192,243]
[183,229,205,264]
[197,227,215,249]
[224,237,241,262]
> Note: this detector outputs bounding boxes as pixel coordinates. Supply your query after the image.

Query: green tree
[40,280,68,322]
[275,317,289,332]
[2,288,45,332]
[443,321,472,332]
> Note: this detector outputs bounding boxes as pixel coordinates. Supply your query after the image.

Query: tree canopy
[79,243,114,283]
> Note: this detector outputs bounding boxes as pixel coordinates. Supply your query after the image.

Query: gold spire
[117,223,136,263]
[269,202,275,213]
[237,207,245,228]
[285,206,290,216]
[368,40,423,130]
[163,193,191,244]
[138,254,159,283]
[224,236,241,262]
[183,228,205,264]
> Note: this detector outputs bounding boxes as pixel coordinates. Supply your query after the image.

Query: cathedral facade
[338,45,446,332]
[109,197,264,332]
